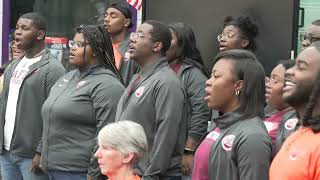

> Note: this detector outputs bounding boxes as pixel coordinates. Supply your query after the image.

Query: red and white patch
[135,87,145,97]
[285,118,298,130]
[222,135,235,151]
[77,80,86,88]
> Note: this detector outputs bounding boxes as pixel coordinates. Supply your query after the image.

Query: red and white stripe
[127,0,143,10]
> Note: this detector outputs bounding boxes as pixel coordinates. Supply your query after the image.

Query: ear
[240,39,249,49]
[153,42,163,53]
[37,30,45,41]
[234,80,244,93]
[123,152,135,164]
[124,19,131,28]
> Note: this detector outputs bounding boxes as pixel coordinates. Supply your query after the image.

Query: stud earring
[235,90,240,96]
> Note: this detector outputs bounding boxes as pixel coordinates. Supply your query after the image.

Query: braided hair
[75,25,123,84]
[301,71,320,133]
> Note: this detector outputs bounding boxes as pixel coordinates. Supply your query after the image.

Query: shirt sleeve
[184,69,210,141]
[45,62,66,98]
[37,62,65,154]
[87,81,124,178]
[237,132,272,180]
[141,80,186,180]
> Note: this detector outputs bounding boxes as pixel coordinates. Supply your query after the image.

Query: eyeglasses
[217,33,244,42]
[130,32,153,41]
[68,40,89,48]
[300,33,320,44]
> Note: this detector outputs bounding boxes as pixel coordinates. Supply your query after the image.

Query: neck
[295,103,307,119]
[139,54,163,71]
[222,99,240,114]
[24,42,46,59]
[111,30,128,44]
[279,106,294,113]
[107,165,135,180]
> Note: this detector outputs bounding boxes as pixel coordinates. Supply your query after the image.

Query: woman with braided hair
[40,25,125,180]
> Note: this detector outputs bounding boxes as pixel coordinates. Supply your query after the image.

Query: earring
[235,90,240,96]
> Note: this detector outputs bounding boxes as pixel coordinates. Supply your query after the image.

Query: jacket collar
[118,34,130,56]
[214,111,242,129]
[139,57,168,78]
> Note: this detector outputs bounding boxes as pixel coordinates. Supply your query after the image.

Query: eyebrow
[296,59,309,66]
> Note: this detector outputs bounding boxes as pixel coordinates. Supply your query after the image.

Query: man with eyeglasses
[104,2,140,87]
[115,20,188,180]
[301,19,320,51]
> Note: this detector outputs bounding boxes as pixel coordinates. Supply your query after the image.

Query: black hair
[213,49,266,119]
[301,42,320,133]
[144,20,172,56]
[20,12,47,31]
[312,19,320,26]
[109,2,133,28]
[75,25,123,84]
[223,16,259,52]
[168,22,209,77]
[277,59,295,70]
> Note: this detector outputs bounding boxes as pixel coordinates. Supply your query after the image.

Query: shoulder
[235,117,270,139]
[89,71,124,90]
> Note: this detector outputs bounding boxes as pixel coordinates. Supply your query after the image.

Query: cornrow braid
[76,25,124,84]
[302,71,320,133]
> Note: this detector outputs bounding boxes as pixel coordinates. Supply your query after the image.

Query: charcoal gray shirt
[116,58,188,180]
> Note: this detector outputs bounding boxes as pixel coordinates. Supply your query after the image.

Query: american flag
[127,0,143,10]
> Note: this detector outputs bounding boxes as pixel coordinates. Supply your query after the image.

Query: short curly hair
[223,16,259,52]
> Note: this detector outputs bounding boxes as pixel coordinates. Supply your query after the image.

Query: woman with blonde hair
[95,120,148,180]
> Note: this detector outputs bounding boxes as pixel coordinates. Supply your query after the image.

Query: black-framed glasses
[217,33,244,42]
[130,32,153,41]
[300,33,320,44]
[68,40,89,48]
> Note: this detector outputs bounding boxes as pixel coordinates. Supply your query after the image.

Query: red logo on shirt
[285,118,298,130]
[135,87,145,97]
[222,135,235,151]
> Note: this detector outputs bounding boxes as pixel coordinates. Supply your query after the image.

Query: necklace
[284,127,309,151]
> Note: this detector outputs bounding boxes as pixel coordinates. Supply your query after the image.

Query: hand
[30,154,44,174]
[87,175,94,180]
[181,154,194,176]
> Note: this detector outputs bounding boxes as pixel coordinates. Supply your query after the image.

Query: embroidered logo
[264,121,279,132]
[77,80,86,88]
[288,147,306,161]
[135,87,145,97]
[285,118,298,130]
[63,79,69,83]
[222,135,235,151]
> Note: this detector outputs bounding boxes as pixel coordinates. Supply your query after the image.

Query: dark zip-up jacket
[274,110,298,155]
[174,60,211,141]
[115,58,188,180]
[0,49,65,157]
[208,112,272,180]
[40,65,124,178]
[117,35,140,87]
